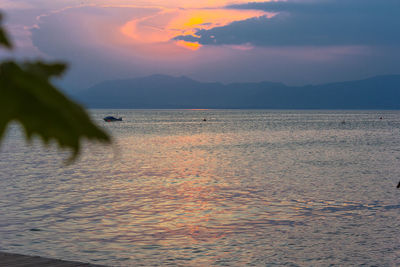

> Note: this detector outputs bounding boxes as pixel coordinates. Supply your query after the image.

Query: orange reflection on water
[120,133,236,245]
[111,130,311,257]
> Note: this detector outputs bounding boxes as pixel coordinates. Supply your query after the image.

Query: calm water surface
[0,110,399,266]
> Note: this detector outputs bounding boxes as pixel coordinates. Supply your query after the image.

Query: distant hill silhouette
[75,74,400,109]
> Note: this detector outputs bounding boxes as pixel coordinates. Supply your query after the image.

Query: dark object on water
[341,120,346,124]
[397,181,400,189]
[380,117,383,120]
[104,116,122,122]
[29,228,41,232]
[203,118,207,121]
[0,252,104,266]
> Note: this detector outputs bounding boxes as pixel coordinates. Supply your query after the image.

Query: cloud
[174,0,400,47]
[29,5,260,89]
[23,1,400,89]
[0,0,33,9]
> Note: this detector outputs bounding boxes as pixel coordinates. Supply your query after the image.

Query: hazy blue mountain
[75,74,400,109]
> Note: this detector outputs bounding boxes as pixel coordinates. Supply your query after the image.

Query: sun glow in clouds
[6,0,277,54]
[175,40,201,50]
[121,8,273,50]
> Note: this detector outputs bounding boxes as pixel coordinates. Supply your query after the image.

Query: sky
[1,0,400,91]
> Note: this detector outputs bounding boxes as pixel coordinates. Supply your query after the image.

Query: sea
[0,109,399,266]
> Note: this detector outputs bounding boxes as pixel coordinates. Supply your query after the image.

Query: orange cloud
[120,7,274,50]
[176,40,202,50]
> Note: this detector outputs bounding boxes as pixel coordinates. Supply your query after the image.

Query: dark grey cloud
[174,0,400,46]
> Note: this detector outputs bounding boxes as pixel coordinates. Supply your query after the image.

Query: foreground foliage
[0,12,110,161]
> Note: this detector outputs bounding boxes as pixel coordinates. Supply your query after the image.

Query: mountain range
[75,74,400,109]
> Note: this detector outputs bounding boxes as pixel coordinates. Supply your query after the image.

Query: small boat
[104,116,122,122]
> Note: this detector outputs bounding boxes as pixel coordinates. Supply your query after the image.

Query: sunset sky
[1,0,400,90]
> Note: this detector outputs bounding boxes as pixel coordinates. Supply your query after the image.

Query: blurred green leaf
[0,11,110,162]
[0,13,12,49]
[0,61,111,161]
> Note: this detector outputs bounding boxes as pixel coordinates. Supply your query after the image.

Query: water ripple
[0,110,399,266]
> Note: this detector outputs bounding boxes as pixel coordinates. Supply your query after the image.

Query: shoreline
[0,251,107,267]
